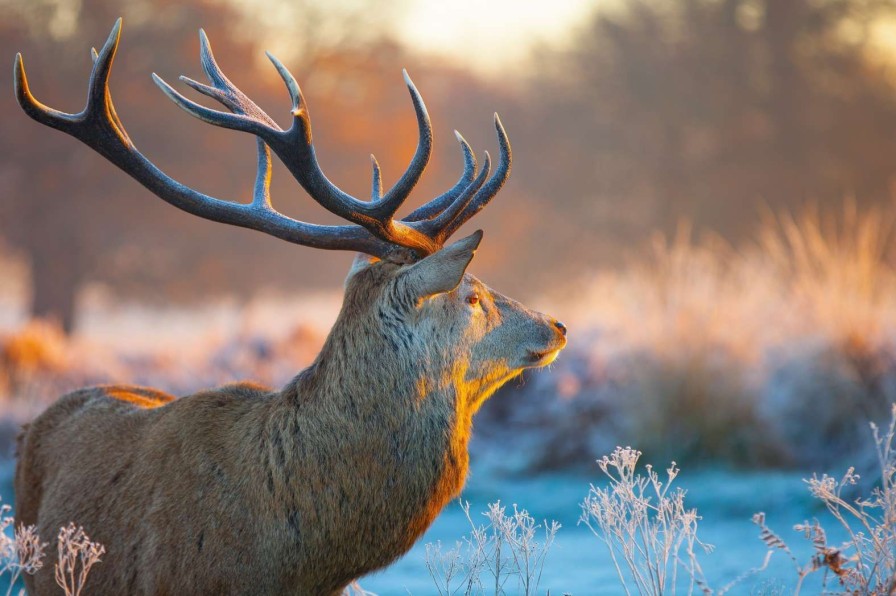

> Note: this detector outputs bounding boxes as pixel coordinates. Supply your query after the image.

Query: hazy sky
[395,0,597,74]
[391,1,896,78]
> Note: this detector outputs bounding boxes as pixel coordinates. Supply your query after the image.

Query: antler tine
[366,70,433,220]
[404,130,476,222]
[86,18,123,117]
[80,34,127,141]
[418,152,491,244]
[370,155,383,201]
[196,30,280,128]
[179,75,229,106]
[435,114,512,241]
[265,51,304,113]
[13,18,126,138]
[152,73,272,137]
[14,53,80,132]
[253,139,273,208]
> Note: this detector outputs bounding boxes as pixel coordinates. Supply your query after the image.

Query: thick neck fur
[267,273,481,593]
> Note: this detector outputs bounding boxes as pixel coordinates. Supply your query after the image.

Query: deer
[12,19,568,595]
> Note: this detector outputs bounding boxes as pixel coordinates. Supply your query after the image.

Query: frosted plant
[0,505,15,578]
[53,524,104,596]
[481,501,559,596]
[750,404,896,594]
[580,446,711,596]
[6,524,47,596]
[425,500,559,596]
[341,580,377,595]
[0,501,47,596]
[426,539,480,596]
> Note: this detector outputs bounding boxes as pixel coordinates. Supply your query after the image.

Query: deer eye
[466,292,480,307]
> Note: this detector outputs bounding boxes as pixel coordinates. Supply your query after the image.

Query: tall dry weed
[756,200,896,347]
[579,446,712,595]
[425,500,559,595]
[751,403,896,594]
[487,201,896,469]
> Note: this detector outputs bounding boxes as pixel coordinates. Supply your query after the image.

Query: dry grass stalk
[579,446,712,595]
[751,403,896,594]
[425,500,559,596]
[53,523,104,596]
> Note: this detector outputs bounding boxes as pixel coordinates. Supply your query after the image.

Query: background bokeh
[5,0,896,328]
[4,0,896,591]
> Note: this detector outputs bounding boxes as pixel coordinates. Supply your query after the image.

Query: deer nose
[553,320,567,337]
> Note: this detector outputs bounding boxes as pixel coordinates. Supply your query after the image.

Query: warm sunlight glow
[871,16,896,77]
[396,0,598,74]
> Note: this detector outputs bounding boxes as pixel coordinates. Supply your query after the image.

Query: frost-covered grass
[579,447,711,594]
[478,201,896,471]
[0,503,104,596]
[428,404,896,595]
[425,501,559,595]
[749,403,896,595]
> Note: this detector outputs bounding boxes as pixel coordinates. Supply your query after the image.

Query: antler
[13,19,512,259]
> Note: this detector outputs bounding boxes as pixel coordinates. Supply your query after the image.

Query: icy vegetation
[411,408,896,594]
[0,502,103,596]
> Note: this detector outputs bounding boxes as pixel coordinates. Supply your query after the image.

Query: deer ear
[406,230,483,298]
[345,253,377,287]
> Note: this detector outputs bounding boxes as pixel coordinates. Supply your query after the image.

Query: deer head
[13,19,567,595]
[342,235,567,409]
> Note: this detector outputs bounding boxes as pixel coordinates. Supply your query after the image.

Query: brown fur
[15,235,566,595]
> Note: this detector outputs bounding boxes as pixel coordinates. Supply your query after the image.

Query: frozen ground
[359,462,847,595]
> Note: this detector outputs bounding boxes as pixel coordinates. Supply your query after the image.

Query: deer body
[18,377,463,594]
[13,20,567,594]
[18,255,563,594]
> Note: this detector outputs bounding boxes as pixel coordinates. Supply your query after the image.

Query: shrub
[0,321,69,396]
[753,403,896,595]
[579,446,711,595]
[425,501,559,595]
[0,504,104,596]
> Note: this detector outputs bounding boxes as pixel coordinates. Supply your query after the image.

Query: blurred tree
[225,0,406,68]
[523,0,896,270]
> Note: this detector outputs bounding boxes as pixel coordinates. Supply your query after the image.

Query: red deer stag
[13,19,568,595]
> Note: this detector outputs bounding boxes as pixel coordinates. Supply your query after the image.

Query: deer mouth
[526,348,562,367]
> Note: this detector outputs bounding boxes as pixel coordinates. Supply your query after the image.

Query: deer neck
[269,316,477,571]
[290,311,479,419]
